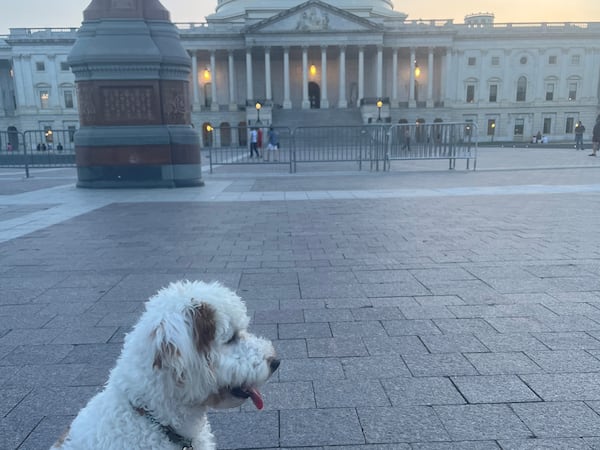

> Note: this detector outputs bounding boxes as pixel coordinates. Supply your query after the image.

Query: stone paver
[4,148,600,448]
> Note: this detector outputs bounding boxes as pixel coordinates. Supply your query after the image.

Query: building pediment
[245,0,381,34]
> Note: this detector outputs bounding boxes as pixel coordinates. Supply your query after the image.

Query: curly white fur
[51,280,279,450]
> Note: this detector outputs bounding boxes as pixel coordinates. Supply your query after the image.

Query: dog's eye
[226,332,238,345]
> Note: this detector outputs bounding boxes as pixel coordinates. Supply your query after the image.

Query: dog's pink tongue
[248,387,264,410]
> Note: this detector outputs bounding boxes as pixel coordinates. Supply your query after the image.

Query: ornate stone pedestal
[68,0,203,188]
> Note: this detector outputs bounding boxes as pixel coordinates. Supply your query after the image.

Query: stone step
[272,108,363,128]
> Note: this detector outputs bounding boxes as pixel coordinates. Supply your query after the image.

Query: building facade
[1,0,600,147]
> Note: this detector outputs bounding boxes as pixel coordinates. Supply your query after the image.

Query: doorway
[308,82,320,109]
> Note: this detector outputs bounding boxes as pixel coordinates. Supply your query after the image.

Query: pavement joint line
[3,181,600,243]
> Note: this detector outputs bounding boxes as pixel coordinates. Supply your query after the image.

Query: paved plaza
[6,147,600,449]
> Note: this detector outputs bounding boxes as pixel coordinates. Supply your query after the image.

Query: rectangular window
[489,84,497,102]
[548,55,557,64]
[514,119,524,136]
[571,55,581,65]
[545,83,554,101]
[467,57,477,66]
[568,83,577,101]
[60,62,70,71]
[566,117,574,134]
[543,118,552,135]
[63,90,74,109]
[35,61,45,71]
[68,126,77,143]
[491,56,500,66]
[487,119,496,136]
[39,90,49,109]
[466,85,475,103]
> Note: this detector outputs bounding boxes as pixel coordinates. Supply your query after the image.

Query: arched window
[516,76,527,102]
[220,122,232,147]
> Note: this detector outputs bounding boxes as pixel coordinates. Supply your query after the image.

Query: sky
[1,0,599,35]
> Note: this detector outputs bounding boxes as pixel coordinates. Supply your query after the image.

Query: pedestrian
[536,130,542,144]
[590,115,600,156]
[402,128,411,151]
[266,127,279,161]
[575,120,585,150]
[257,127,263,158]
[249,128,259,158]
[7,142,12,152]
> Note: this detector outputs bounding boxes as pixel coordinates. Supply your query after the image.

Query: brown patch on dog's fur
[190,302,216,354]
[52,425,71,448]
[152,341,181,369]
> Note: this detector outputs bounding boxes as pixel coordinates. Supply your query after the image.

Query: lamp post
[255,101,262,125]
[376,99,383,123]
[491,122,496,143]
[205,124,213,148]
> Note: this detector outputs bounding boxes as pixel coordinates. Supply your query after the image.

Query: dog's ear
[151,323,182,370]
[190,302,216,354]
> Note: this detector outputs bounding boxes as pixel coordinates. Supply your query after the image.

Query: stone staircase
[271,108,363,129]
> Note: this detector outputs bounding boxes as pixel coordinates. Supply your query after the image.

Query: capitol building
[0,0,599,146]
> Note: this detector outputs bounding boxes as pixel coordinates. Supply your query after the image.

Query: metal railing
[0,130,76,177]
[292,125,388,172]
[385,122,478,170]
[206,126,293,173]
[1,123,477,178]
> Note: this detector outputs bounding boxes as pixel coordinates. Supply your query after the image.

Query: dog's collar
[133,405,193,450]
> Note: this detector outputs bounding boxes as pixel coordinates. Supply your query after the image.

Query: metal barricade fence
[0,130,76,177]
[385,122,477,170]
[207,126,293,173]
[291,125,387,173]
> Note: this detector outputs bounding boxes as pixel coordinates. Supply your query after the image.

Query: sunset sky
[1,0,599,34]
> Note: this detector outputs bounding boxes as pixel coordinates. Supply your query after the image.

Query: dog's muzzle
[230,358,280,410]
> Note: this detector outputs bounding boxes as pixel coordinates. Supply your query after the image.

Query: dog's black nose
[269,358,280,373]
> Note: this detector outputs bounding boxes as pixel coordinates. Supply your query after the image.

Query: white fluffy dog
[52,280,279,450]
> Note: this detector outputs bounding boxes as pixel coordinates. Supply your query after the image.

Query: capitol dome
[209,0,406,21]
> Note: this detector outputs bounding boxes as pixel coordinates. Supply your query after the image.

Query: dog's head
[125,280,279,410]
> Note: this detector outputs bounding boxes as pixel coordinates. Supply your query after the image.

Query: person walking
[249,128,259,158]
[575,120,585,150]
[257,127,263,158]
[266,127,279,161]
[590,115,600,156]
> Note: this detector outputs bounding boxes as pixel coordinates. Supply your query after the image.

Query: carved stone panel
[160,80,191,125]
[76,80,162,126]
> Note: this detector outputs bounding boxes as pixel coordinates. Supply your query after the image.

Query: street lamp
[491,122,496,143]
[376,99,383,122]
[255,101,262,124]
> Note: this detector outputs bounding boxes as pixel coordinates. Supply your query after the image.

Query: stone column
[47,54,60,108]
[68,0,203,188]
[391,48,398,107]
[22,55,36,108]
[228,51,237,111]
[264,47,272,101]
[320,45,328,108]
[427,47,434,107]
[409,47,416,107]
[338,45,347,108]
[191,51,199,107]
[358,46,364,107]
[376,45,383,99]
[443,48,453,105]
[246,48,254,101]
[302,46,309,109]
[12,55,27,111]
[210,50,218,111]
[283,47,291,109]
[502,49,512,101]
